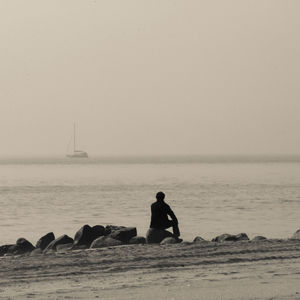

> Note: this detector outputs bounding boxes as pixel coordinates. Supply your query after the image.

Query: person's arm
[166,205,178,224]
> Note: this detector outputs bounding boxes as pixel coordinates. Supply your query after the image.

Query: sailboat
[66,123,88,158]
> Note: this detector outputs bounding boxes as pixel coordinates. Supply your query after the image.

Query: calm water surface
[0,156,299,245]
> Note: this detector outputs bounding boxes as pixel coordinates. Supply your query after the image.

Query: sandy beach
[1,238,300,300]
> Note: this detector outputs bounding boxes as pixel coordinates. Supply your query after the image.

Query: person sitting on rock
[150,191,180,237]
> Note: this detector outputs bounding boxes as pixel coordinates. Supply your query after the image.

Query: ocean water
[0,155,299,245]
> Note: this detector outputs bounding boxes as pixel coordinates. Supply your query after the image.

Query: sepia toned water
[0,156,300,245]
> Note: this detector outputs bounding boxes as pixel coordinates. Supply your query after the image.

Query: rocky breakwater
[2,228,300,257]
[0,224,147,257]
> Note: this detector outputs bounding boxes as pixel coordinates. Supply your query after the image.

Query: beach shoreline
[1,238,300,299]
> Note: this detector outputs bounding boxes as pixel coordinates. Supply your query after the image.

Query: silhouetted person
[150,191,180,237]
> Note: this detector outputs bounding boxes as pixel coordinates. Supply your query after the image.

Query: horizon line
[0,153,300,159]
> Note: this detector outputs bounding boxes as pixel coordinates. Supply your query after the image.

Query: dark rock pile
[1,228,299,257]
[0,224,144,257]
[0,238,35,256]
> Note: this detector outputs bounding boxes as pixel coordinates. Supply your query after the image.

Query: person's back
[150,200,173,229]
[150,191,180,237]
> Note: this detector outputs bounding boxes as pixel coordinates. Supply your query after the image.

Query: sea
[0,155,299,245]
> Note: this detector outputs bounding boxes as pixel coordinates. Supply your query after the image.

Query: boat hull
[66,151,88,158]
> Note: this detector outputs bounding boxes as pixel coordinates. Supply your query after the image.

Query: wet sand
[1,239,300,299]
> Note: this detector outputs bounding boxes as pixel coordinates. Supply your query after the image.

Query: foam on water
[0,155,299,245]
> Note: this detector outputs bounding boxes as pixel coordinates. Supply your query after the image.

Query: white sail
[66,123,88,158]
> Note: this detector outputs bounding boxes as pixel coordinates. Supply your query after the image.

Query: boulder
[212,234,234,242]
[73,224,106,247]
[56,243,73,251]
[291,229,300,240]
[193,236,206,243]
[36,232,55,250]
[0,244,14,256]
[15,238,35,254]
[92,225,106,239]
[105,225,125,236]
[235,233,249,241]
[90,236,122,249]
[146,228,174,244]
[181,241,193,246]
[0,239,35,256]
[73,225,93,247]
[30,248,42,256]
[109,227,137,243]
[6,245,19,255]
[212,233,249,242]
[252,236,267,241]
[160,237,178,245]
[44,235,74,252]
[129,236,146,245]
[44,249,56,255]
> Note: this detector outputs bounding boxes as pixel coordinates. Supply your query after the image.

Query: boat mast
[73,122,76,152]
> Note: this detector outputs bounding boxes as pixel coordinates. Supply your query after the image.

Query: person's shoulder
[163,202,171,209]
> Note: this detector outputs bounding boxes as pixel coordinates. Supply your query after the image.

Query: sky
[0,1,299,156]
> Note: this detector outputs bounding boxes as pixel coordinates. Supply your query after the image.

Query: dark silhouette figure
[150,192,180,237]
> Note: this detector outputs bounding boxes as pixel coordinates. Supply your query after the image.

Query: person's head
[156,191,165,202]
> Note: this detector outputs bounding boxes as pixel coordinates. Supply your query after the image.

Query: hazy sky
[0,1,299,156]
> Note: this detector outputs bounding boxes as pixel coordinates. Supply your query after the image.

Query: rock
[146,228,174,244]
[193,236,206,243]
[160,237,178,245]
[56,243,73,251]
[109,227,137,243]
[44,235,74,252]
[182,241,193,246]
[30,248,42,256]
[73,225,93,247]
[212,234,234,242]
[44,249,56,255]
[0,244,14,256]
[105,225,125,235]
[212,233,249,242]
[74,224,106,247]
[92,225,106,239]
[36,232,55,250]
[90,236,122,249]
[235,233,249,241]
[291,229,300,239]
[6,245,19,255]
[0,239,35,256]
[129,236,146,245]
[15,238,35,254]
[252,236,267,241]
